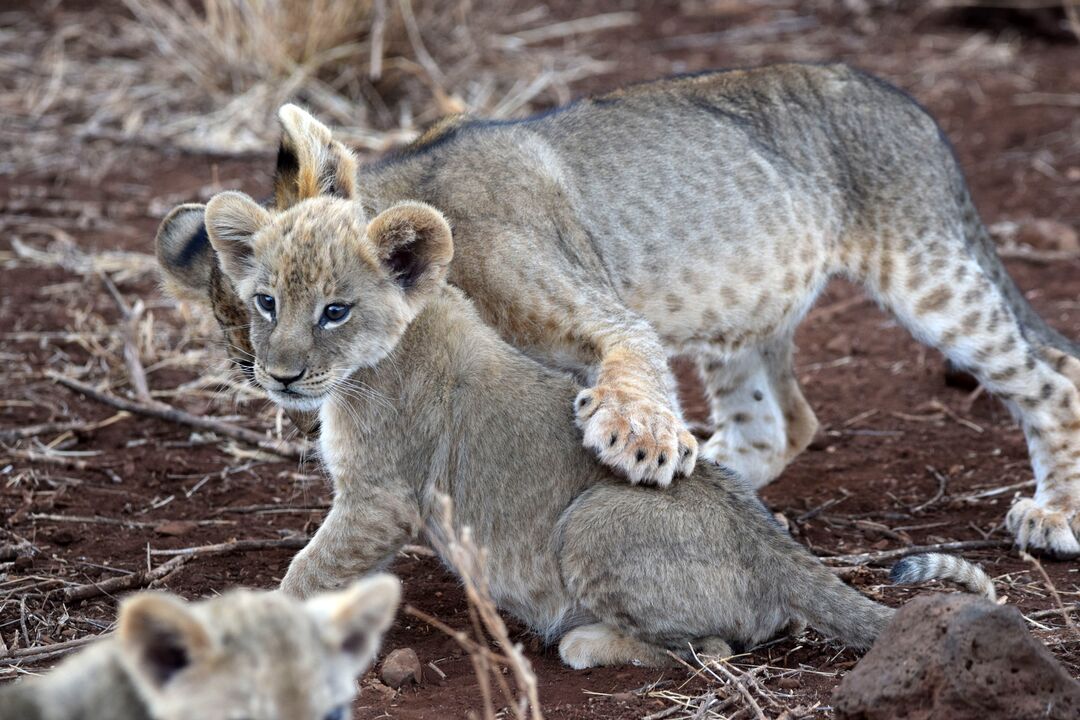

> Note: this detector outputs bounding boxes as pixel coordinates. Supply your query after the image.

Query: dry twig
[48,372,307,461]
[406,495,543,720]
[821,539,1012,566]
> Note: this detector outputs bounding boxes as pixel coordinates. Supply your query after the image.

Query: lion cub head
[118,575,400,720]
[201,190,452,411]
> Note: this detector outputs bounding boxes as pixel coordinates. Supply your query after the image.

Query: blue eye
[323,707,347,720]
[322,303,351,325]
[255,294,276,316]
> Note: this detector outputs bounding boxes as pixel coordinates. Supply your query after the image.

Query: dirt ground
[2,2,1080,718]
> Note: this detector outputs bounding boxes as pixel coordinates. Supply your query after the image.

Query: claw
[1006,497,1080,558]
[575,385,696,486]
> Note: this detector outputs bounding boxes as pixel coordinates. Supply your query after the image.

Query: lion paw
[574,385,697,486]
[1006,497,1080,558]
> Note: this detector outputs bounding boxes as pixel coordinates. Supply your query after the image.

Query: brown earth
[2,2,1079,719]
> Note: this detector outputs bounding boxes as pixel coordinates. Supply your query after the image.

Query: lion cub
[195,190,907,667]
[160,65,1080,556]
[0,575,400,720]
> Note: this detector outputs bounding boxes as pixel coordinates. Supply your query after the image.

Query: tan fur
[0,576,400,720]
[207,198,897,669]
[159,63,1080,555]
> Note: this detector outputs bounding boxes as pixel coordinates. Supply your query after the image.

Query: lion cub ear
[204,191,271,286]
[307,574,401,673]
[156,203,215,306]
[274,104,359,207]
[366,202,453,305]
[117,592,216,692]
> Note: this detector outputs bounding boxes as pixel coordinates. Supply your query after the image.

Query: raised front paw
[574,385,697,486]
[1006,497,1080,558]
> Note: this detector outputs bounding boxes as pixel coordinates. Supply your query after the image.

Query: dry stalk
[405,494,543,720]
[1020,551,1080,643]
[4,1,626,173]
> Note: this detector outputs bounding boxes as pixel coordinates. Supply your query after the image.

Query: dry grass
[406,495,543,720]
[1,0,631,176]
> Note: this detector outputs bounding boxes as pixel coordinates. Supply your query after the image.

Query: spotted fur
[158,62,1080,555]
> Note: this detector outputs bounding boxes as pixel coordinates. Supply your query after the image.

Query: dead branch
[101,272,151,402]
[4,447,94,470]
[911,465,950,513]
[28,513,234,529]
[47,372,307,461]
[2,635,99,666]
[62,555,188,603]
[821,539,1012,566]
[0,420,87,443]
[211,502,330,516]
[148,536,308,557]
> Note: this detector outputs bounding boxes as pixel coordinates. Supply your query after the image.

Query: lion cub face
[203,193,453,411]
[119,575,400,720]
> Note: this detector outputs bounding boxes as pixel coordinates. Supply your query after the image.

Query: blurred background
[2,3,1079,718]
[3,2,1079,180]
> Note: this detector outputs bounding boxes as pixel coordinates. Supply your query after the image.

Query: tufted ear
[156,203,215,306]
[117,592,216,692]
[366,202,453,306]
[274,104,359,207]
[306,574,401,674]
[204,191,271,286]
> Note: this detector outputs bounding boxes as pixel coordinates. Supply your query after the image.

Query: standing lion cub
[0,576,400,720]
[159,63,1080,556]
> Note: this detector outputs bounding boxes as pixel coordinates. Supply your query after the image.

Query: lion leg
[696,335,818,488]
[559,624,676,669]
[867,232,1080,556]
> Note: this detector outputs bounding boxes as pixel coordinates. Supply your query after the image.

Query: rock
[153,520,198,537]
[825,332,855,356]
[833,594,1080,720]
[380,647,422,688]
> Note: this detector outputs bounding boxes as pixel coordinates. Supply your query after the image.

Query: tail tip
[889,556,922,585]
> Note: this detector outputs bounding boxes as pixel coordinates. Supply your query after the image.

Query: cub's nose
[269,368,306,389]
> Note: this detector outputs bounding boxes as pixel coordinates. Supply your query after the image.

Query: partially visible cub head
[155,104,365,393]
[118,574,400,720]
[201,191,452,411]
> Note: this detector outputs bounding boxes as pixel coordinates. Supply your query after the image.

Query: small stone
[363,679,397,702]
[825,332,854,356]
[153,520,198,537]
[777,676,801,690]
[380,647,422,688]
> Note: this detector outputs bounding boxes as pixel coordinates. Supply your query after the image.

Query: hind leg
[559,623,675,669]
[559,624,734,669]
[872,235,1080,556]
[697,335,819,488]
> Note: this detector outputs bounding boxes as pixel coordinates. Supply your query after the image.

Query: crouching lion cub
[0,575,400,720]
[196,191,989,668]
